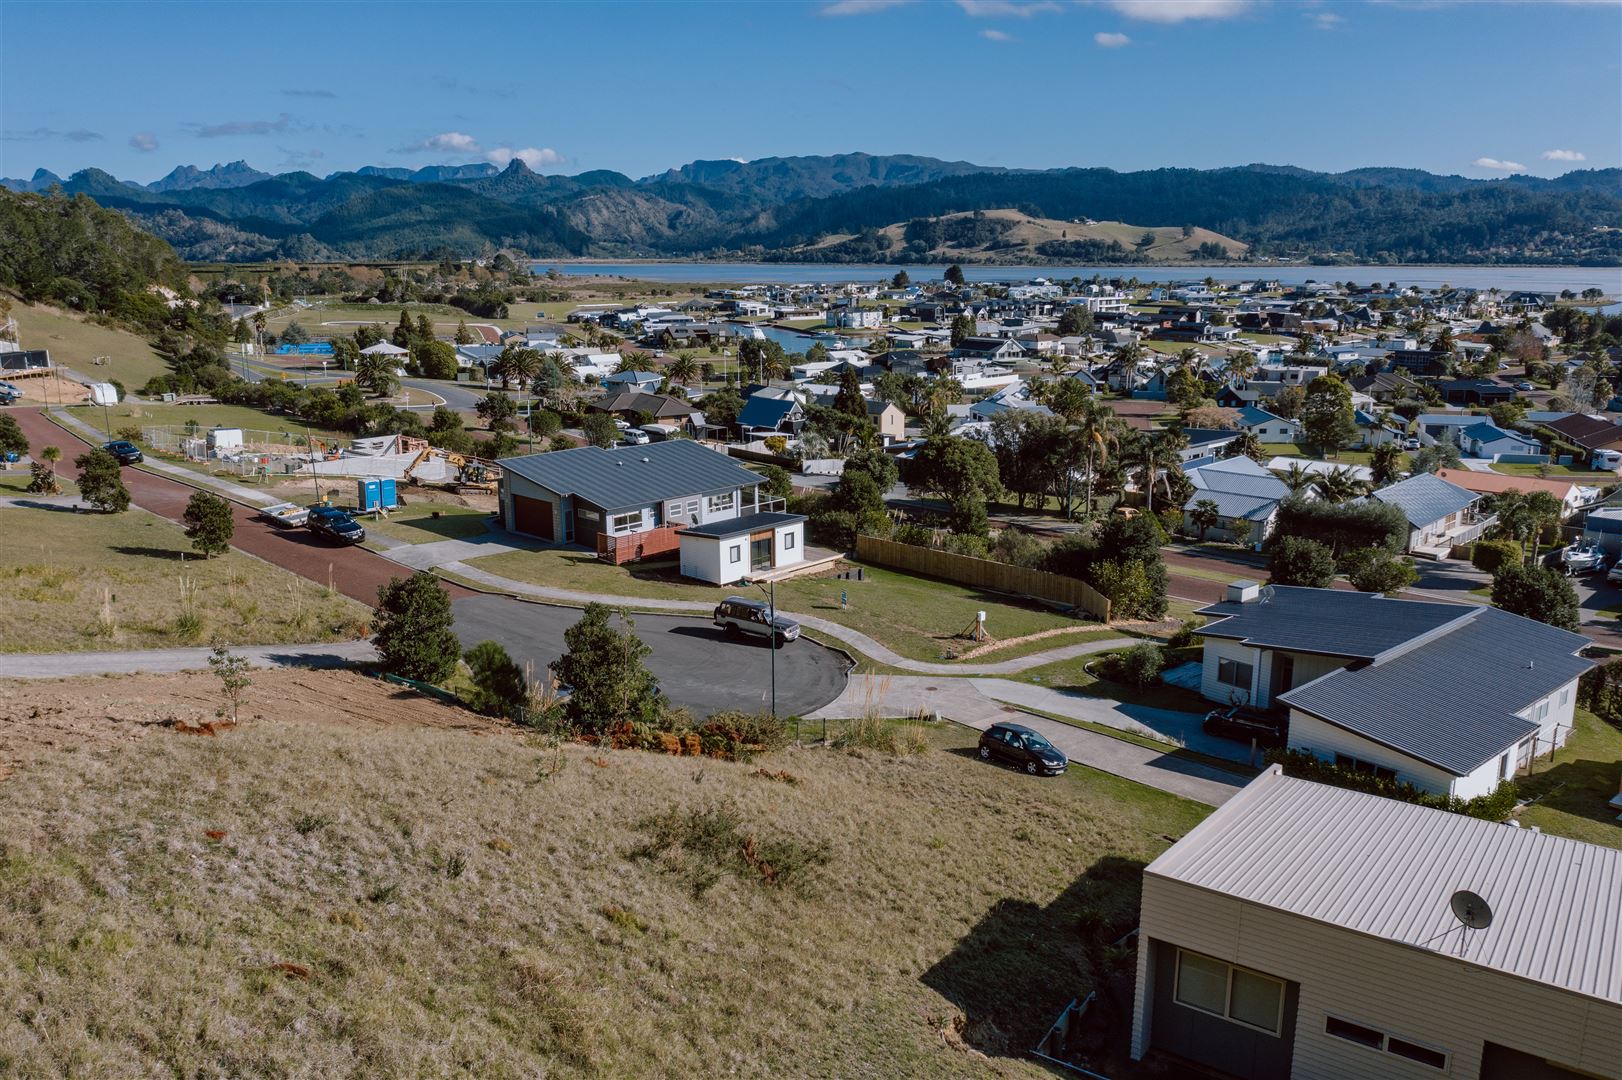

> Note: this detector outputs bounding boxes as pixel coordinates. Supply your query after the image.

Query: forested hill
[4,154,1617,266]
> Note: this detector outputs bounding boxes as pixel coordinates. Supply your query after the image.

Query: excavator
[400,445,500,494]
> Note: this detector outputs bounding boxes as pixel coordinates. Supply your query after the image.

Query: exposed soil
[0,668,507,779]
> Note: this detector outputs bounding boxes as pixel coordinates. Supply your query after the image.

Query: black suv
[1202,705,1285,748]
[977,722,1068,776]
[102,440,144,465]
[307,505,366,545]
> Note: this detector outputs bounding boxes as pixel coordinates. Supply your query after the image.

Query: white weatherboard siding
[1133,876,1621,1079]
[679,534,732,584]
[1201,639,1262,705]
[1287,709,1491,797]
[1200,642,1346,708]
[773,522,805,570]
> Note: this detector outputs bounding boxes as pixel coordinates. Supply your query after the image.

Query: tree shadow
[921,855,1149,1073]
[110,545,189,561]
[8,499,81,513]
[1517,756,1622,831]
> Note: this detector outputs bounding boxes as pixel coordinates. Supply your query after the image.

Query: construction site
[136,428,503,494]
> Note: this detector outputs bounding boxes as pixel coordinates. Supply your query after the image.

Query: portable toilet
[357,477,382,511]
[379,477,397,509]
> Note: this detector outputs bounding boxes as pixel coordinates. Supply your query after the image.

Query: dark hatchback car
[1202,705,1286,748]
[102,439,144,465]
[306,505,366,545]
[977,722,1069,776]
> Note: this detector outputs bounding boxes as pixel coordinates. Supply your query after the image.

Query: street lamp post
[742,576,777,720]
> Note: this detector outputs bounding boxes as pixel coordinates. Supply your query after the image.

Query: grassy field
[0,503,369,653]
[1515,709,1622,849]
[70,402,348,445]
[1013,648,1212,715]
[1258,442,1407,470]
[1493,461,1619,481]
[7,300,169,388]
[0,697,1206,1077]
[461,551,1108,663]
[364,503,495,545]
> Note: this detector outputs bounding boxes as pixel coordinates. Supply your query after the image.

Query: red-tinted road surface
[8,407,467,608]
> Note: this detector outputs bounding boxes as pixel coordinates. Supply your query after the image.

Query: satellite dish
[1449,890,1493,931]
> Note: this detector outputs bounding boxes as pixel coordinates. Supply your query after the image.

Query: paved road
[452,594,849,716]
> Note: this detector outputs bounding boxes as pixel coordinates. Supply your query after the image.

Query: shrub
[629,802,830,895]
[463,640,529,718]
[1273,494,1408,556]
[1088,559,1159,621]
[73,448,130,513]
[698,710,788,760]
[1167,618,1205,650]
[1269,536,1337,588]
[1267,749,1519,820]
[1342,547,1418,595]
[1471,537,1523,574]
[373,571,461,683]
[988,527,1046,568]
[182,490,235,557]
[1491,562,1580,631]
[1106,643,1165,689]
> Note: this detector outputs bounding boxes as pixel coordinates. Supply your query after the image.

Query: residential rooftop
[1147,767,1622,1005]
[498,441,762,512]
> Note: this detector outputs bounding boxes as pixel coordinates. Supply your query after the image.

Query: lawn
[363,503,495,545]
[7,300,169,388]
[1012,647,1213,715]
[69,402,348,446]
[1514,708,1622,849]
[0,503,369,653]
[1493,462,1619,481]
[0,466,76,496]
[0,686,1207,1077]
[460,551,1110,663]
[1258,442,1404,470]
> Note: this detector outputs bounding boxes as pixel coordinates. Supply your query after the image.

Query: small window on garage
[729,544,741,564]
[782,531,796,550]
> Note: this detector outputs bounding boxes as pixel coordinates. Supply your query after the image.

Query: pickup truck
[306,505,366,545]
[258,502,311,528]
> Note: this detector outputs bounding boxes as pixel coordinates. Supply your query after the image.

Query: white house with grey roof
[1197,583,1591,798]
[1130,766,1621,1080]
[1371,471,1491,557]
[498,441,803,582]
[1182,456,1292,547]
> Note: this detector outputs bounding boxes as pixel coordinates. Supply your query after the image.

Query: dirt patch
[0,668,506,779]
[8,372,90,405]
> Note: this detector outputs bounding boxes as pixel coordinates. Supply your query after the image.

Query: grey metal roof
[1147,769,1622,1004]
[499,441,762,513]
[1184,490,1280,522]
[675,511,806,539]
[1187,457,1290,501]
[1196,586,1473,661]
[1279,606,1591,775]
[1371,471,1479,528]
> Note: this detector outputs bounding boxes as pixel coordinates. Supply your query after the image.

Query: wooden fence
[855,534,1111,622]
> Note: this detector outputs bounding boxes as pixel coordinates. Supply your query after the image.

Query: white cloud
[128,132,159,152]
[485,146,565,170]
[425,132,480,153]
[980,27,1015,40]
[1104,0,1250,23]
[1309,11,1343,28]
[819,0,910,14]
[1542,149,1587,162]
[1473,156,1527,172]
[956,0,1060,16]
[1094,30,1131,45]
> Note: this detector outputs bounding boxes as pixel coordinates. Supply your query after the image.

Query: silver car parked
[713,596,800,647]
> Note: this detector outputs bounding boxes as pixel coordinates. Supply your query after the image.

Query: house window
[609,511,643,534]
[1173,949,1284,1036]
[1333,753,1397,782]
[1216,658,1253,690]
[1530,699,1550,723]
[1326,1016,1448,1071]
[729,544,741,564]
[667,498,700,522]
[782,531,796,551]
[1559,687,1570,707]
[706,491,735,515]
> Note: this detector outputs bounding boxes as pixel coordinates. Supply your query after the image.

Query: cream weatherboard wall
[1199,640,1347,709]
[678,521,805,586]
[1131,875,1622,1080]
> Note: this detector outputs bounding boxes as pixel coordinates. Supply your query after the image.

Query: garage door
[512,495,553,540]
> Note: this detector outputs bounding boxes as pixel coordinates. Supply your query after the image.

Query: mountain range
[4,153,1618,266]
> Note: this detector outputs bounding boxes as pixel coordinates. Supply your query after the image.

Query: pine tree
[182,490,235,557]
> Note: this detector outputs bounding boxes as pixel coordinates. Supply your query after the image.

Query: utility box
[207,427,244,454]
[357,477,382,511]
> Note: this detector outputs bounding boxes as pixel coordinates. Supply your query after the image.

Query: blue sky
[2,0,1618,183]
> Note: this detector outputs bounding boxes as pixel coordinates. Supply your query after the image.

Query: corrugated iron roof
[1372,472,1480,528]
[1147,768,1622,1005]
[499,441,762,512]
[1196,586,1472,661]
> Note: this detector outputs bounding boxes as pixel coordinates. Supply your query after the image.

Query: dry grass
[0,504,369,652]
[0,675,1206,1077]
[7,299,170,388]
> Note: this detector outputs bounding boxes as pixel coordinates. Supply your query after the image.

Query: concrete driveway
[452,594,850,717]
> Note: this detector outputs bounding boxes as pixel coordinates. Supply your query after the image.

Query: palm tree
[1279,462,1315,494]
[1137,430,1186,514]
[1047,352,1073,377]
[492,345,541,390]
[1074,395,1119,518]
[251,309,267,351]
[1114,341,1145,393]
[1225,350,1258,386]
[1314,466,1366,504]
[1369,442,1403,488]
[1190,498,1222,541]
[667,352,700,387]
